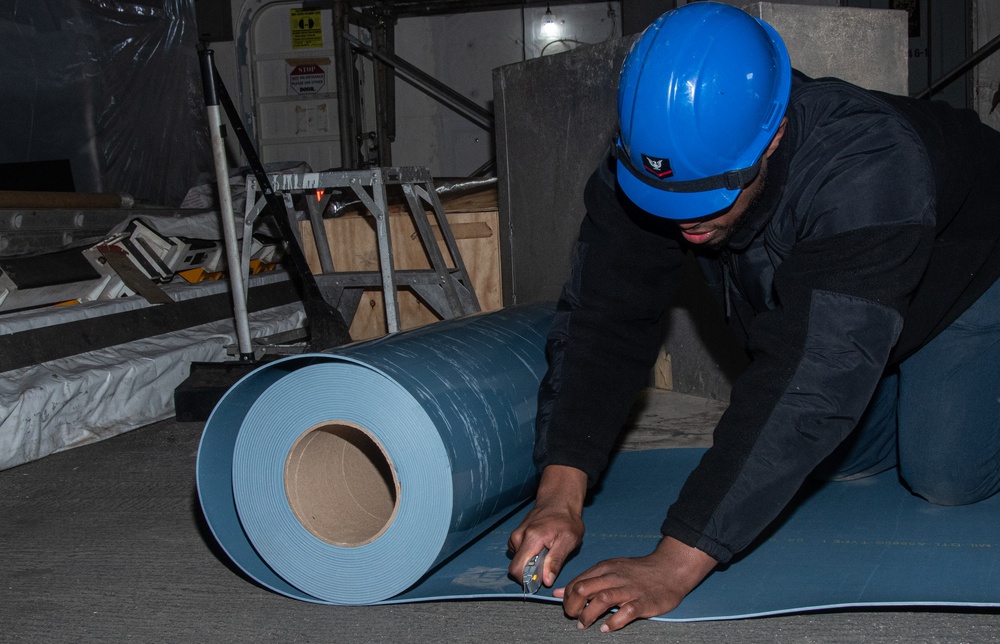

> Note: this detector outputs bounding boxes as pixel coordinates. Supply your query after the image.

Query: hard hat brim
[616,158,742,221]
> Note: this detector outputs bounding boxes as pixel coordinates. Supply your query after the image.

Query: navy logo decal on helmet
[642,154,673,178]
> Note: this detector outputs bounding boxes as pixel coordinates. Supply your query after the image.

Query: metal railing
[914,30,1000,100]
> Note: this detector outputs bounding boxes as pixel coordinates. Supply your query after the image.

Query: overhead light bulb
[541,5,560,38]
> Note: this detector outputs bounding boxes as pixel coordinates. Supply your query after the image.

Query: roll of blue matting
[196,303,554,604]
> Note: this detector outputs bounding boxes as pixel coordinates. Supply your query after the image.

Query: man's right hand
[507,464,588,589]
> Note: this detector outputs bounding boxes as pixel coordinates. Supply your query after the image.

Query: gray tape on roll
[196,303,554,604]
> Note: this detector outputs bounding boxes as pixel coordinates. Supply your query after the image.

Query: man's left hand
[555,536,717,632]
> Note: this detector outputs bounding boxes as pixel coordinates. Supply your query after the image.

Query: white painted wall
[392,9,524,176]
[393,4,620,176]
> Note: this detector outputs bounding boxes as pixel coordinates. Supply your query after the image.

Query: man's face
[676,161,768,249]
[675,117,786,249]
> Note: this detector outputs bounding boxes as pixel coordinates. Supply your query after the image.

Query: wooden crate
[300,190,501,341]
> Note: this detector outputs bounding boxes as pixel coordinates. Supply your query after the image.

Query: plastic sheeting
[0,297,306,471]
[0,0,209,206]
[0,270,292,335]
[197,303,553,604]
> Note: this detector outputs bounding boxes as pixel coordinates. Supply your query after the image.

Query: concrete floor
[2,389,999,643]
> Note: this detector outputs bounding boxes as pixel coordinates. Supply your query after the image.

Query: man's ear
[765,117,788,159]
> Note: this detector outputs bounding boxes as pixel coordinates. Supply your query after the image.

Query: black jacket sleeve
[664,225,934,562]
[533,156,687,483]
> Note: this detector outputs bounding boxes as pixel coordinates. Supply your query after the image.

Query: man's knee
[902,468,1000,506]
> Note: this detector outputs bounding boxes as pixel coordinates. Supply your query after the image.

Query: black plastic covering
[0,0,211,206]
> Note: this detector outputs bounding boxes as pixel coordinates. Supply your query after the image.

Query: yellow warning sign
[290,9,323,49]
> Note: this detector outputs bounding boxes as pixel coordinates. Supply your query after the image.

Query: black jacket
[534,71,1000,563]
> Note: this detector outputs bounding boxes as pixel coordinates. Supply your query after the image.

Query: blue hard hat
[615,2,792,220]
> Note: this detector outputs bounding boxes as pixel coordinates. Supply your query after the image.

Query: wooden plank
[654,347,673,391]
[300,208,502,340]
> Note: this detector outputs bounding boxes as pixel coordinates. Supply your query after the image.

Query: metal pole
[344,32,495,131]
[372,6,396,165]
[914,31,1000,99]
[198,48,255,360]
[212,65,352,351]
[333,1,360,168]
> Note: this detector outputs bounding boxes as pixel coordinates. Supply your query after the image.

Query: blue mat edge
[377,594,1000,622]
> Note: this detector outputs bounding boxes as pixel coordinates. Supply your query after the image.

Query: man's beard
[706,163,769,250]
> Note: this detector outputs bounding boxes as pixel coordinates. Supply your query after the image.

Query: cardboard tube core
[284,421,400,547]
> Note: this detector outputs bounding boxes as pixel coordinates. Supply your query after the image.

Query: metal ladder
[242,166,481,335]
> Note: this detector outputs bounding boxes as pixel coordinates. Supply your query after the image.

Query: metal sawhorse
[242,166,481,335]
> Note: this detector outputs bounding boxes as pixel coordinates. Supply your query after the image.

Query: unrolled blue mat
[391,447,1000,620]
[198,304,1000,620]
